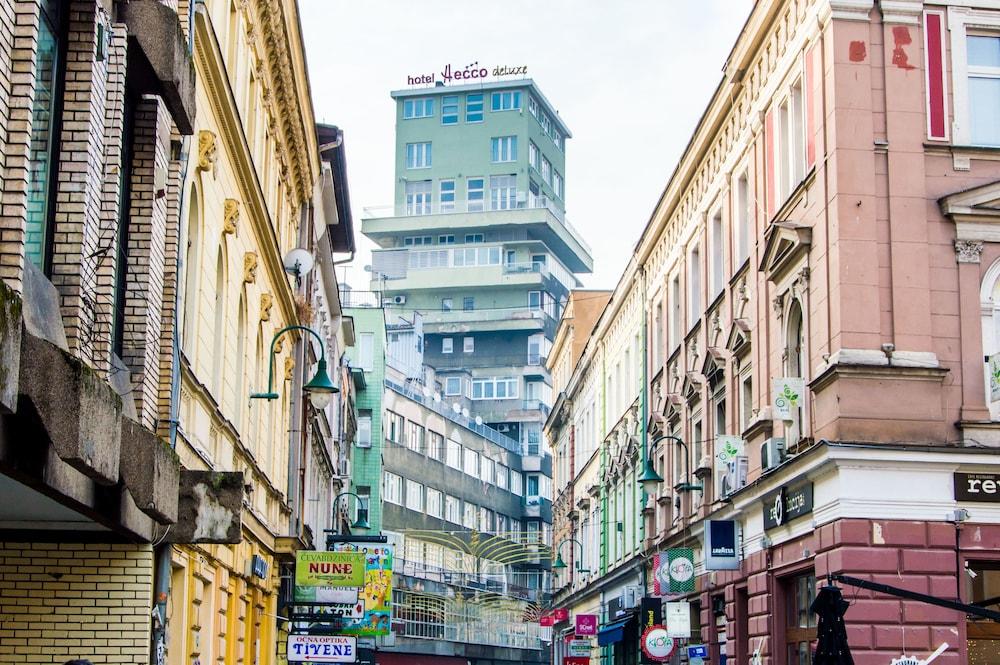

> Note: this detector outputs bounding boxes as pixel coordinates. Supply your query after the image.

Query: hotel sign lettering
[407,62,529,86]
[955,472,1000,502]
[763,482,814,530]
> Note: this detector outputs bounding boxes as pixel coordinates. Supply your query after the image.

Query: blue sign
[688,644,709,659]
[705,520,740,571]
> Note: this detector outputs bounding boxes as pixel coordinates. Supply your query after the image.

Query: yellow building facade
[167,1,321,663]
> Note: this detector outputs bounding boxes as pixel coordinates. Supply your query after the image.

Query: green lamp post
[250,325,338,409]
[649,434,703,493]
[333,491,370,531]
[552,538,590,573]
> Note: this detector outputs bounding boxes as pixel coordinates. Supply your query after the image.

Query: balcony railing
[393,557,547,602]
[339,289,383,308]
[363,195,591,255]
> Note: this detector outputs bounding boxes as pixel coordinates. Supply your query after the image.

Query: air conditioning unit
[392,295,407,305]
[719,456,749,498]
[621,585,641,610]
[339,459,350,477]
[761,438,786,471]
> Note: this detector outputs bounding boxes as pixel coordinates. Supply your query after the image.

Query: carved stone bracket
[274,335,284,353]
[284,356,294,381]
[243,252,259,283]
[260,293,273,321]
[197,130,217,173]
[773,293,785,318]
[223,199,240,235]
[955,240,984,264]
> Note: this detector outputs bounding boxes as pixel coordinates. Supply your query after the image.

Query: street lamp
[250,325,338,409]
[649,434,703,494]
[332,491,370,532]
[551,538,590,573]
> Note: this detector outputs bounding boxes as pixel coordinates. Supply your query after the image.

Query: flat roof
[390,78,572,138]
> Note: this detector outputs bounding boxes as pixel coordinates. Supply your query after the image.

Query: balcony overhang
[119,0,196,134]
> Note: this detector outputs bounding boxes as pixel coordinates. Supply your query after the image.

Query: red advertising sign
[540,615,554,627]
[553,608,569,622]
[641,625,676,662]
[564,659,589,665]
[575,613,598,636]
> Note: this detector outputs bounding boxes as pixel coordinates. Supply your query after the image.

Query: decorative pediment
[664,393,683,421]
[726,319,751,358]
[759,221,811,281]
[701,347,727,387]
[682,371,705,403]
[940,180,1000,243]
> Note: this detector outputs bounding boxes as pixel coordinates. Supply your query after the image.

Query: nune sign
[287,635,357,663]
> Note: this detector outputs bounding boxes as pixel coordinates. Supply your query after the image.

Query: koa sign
[286,635,357,663]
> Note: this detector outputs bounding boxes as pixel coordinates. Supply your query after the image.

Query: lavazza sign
[407,61,528,86]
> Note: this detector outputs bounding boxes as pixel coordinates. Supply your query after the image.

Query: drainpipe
[639,268,648,595]
[155,127,193,655]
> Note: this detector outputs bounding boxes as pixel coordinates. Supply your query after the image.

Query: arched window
[250,325,265,455]
[211,249,226,395]
[232,291,247,425]
[979,260,1000,420]
[784,298,806,442]
[181,184,201,356]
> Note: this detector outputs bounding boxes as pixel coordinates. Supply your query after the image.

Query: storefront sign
[563,659,589,665]
[295,552,365,588]
[406,62,529,86]
[773,377,805,421]
[715,435,745,464]
[955,472,1000,502]
[640,625,676,662]
[763,482,814,530]
[653,549,695,596]
[328,544,393,637]
[664,602,691,638]
[540,615,555,627]
[575,614,597,636]
[688,644,709,659]
[990,353,1000,402]
[293,586,359,605]
[286,635,357,663]
[553,608,569,622]
[567,639,592,657]
[705,520,740,570]
[251,554,268,579]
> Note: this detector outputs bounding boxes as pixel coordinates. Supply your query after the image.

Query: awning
[597,616,634,646]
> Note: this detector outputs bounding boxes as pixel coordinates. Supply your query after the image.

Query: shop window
[784,571,817,665]
[967,561,1000,661]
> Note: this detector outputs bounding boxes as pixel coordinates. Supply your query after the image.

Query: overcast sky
[300,1,753,291]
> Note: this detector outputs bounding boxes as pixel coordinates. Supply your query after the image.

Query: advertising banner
[295,552,365,587]
[286,635,357,663]
[652,549,695,596]
[705,520,740,571]
[640,625,676,662]
[773,377,805,421]
[567,639,592,657]
[575,613,597,636]
[990,352,1000,402]
[328,544,393,636]
[664,601,690,638]
[293,586,359,605]
[553,608,569,622]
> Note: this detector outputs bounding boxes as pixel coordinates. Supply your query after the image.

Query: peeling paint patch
[849,40,867,62]
[891,26,916,70]
[192,483,235,541]
[872,522,885,545]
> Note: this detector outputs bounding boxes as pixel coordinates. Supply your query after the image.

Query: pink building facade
[559,0,1000,663]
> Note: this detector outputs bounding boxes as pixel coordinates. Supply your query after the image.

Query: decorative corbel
[223,199,240,235]
[284,356,295,381]
[274,336,284,353]
[772,293,785,318]
[260,292,273,321]
[955,240,984,264]
[244,252,258,283]
[197,130,217,173]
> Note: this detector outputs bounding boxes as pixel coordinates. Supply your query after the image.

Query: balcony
[421,307,553,335]
[362,197,593,274]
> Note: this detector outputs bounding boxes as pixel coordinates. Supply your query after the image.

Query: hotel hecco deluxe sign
[406,62,529,86]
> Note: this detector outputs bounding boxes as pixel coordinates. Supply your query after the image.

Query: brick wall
[0,542,154,664]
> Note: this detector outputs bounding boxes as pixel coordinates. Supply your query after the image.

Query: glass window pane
[969,36,1000,68]
[970,77,1000,146]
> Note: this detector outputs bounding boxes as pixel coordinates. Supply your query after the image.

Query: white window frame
[404,180,432,215]
[403,98,433,119]
[441,96,459,125]
[405,480,424,511]
[445,495,461,523]
[467,177,485,212]
[491,90,521,111]
[444,376,462,396]
[491,136,518,163]
[528,96,538,118]
[463,448,479,476]
[384,472,402,505]
[442,337,453,354]
[490,174,517,210]
[528,141,539,171]
[471,377,519,400]
[440,180,456,212]
[553,171,563,200]
[427,488,443,518]
[950,10,1000,147]
[357,413,372,448]
[710,207,725,299]
[734,167,751,266]
[406,142,432,169]
[463,336,474,353]
[446,441,462,470]
[466,93,484,122]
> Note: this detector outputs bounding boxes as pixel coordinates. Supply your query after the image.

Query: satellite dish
[422,386,432,398]
[475,416,483,426]
[283,248,315,277]
[462,408,470,418]
[452,403,461,414]
[433,392,441,403]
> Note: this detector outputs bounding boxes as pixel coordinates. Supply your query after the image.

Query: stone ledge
[119,418,180,524]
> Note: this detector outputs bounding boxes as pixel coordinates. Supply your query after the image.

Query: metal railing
[393,557,546,601]
[339,289,383,308]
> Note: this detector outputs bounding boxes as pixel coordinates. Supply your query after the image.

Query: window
[386,411,403,444]
[446,441,462,469]
[529,142,539,170]
[467,178,485,211]
[439,180,456,212]
[406,421,424,453]
[463,336,474,353]
[463,448,479,477]
[528,291,542,310]
[442,338,453,354]
[496,464,508,490]
[472,377,519,400]
[441,96,458,125]
[441,298,453,311]
[403,98,434,119]
[510,471,523,496]
[445,495,461,523]
[711,209,725,299]
[552,129,563,150]
[427,432,444,460]
[357,411,372,448]
[445,376,462,396]
[670,275,682,350]
[403,235,433,246]
[740,371,754,431]
[735,172,750,265]
[490,175,517,210]
[358,333,374,371]
[406,142,432,169]
[25,0,64,270]
[405,480,423,511]
[491,91,521,111]
[439,234,455,244]
[969,35,1000,146]
[553,172,563,199]
[653,299,664,368]
[479,507,493,532]
[688,245,701,325]
[384,472,402,505]
[463,296,475,311]
[525,424,542,455]
[463,501,477,529]
[481,457,495,484]
[426,488,443,518]
[784,572,817,665]
[528,334,544,365]
[465,233,484,243]
[404,180,432,215]
[776,81,805,203]
[541,157,551,184]
[527,474,540,497]
[491,136,518,162]
[466,93,484,122]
